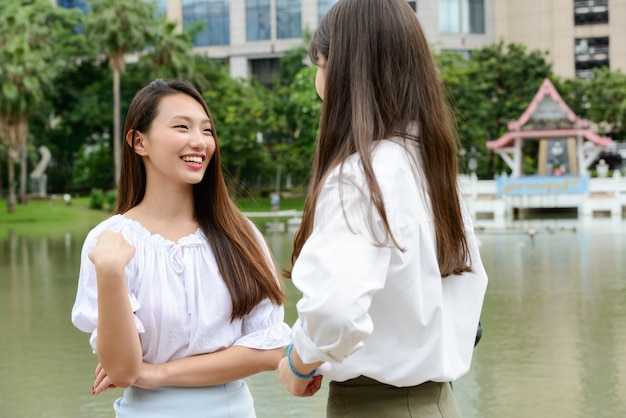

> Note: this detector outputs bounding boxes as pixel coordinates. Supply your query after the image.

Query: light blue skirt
[113,380,256,418]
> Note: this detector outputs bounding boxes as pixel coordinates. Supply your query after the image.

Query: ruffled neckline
[113,214,204,247]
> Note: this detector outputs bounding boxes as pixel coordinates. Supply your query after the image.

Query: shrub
[89,188,105,210]
[104,189,117,211]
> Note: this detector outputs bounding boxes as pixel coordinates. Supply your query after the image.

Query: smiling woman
[70,79,291,418]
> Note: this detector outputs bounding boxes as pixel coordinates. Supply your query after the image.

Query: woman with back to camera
[71,79,290,417]
[277,0,488,416]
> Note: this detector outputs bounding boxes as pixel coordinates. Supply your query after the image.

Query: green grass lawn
[0,195,305,237]
[0,196,110,237]
[236,196,305,212]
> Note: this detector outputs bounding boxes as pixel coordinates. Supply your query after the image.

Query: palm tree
[85,0,158,187]
[148,18,202,80]
[0,0,82,212]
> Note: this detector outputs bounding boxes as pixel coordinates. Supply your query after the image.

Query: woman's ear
[126,130,147,156]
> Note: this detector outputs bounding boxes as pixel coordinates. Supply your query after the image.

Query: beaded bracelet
[287,343,317,379]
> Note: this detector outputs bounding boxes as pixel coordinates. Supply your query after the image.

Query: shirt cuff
[291,319,364,364]
[234,322,291,350]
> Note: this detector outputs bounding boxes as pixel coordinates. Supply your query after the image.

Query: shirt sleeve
[235,297,291,349]
[290,171,392,364]
[70,229,145,354]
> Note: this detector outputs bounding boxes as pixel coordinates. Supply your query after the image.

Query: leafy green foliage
[269,66,322,185]
[204,75,274,195]
[85,0,158,70]
[585,68,626,139]
[0,0,84,116]
[72,135,114,191]
[438,41,552,177]
[0,0,85,211]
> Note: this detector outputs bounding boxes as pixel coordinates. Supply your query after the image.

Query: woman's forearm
[141,346,284,388]
[96,267,142,388]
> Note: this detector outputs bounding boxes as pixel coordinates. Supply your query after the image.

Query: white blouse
[290,138,488,387]
[71,215,291,364]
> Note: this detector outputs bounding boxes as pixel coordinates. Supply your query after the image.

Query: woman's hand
[88,230,136,276]
[92,363,117,396]
[278,357,323,397]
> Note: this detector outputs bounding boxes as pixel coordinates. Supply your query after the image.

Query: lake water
[1,216,625,418]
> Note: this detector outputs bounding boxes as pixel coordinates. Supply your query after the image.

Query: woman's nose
[189,130,207,149]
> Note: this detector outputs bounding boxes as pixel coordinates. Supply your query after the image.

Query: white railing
[459,173,626,220]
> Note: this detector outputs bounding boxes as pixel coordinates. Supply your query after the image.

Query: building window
[439,0,484,34]
[465,0,484,33]
[250,58,280,89]
[574,0,609,26]
[57,0,88,13]
[277,0,301,39]
[318,0,338,22]
[158,0,167,16]
[574,37,610,79]
[247,0,271,41]
[318,0,415,19]
[439,0,461,33]
[183,0,230,46]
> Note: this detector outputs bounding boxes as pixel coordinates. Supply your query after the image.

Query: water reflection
[1,218,625,418]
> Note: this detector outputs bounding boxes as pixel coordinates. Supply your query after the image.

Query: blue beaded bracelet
[287,344,317,379]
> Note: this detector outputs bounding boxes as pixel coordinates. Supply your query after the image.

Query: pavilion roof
[486,128,612,149]
[486,78,612,150]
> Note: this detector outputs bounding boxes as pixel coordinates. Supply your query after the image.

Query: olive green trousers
[326,376,461,418]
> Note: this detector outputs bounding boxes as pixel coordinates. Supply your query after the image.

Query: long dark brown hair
[291,0,471,277]
[116,79,284,318]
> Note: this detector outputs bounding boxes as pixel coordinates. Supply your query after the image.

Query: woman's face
[315,55,327,101]
[135,93,216,186]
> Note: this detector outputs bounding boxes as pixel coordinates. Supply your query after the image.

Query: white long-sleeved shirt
[290,137,488,387]
[71,215,291,364]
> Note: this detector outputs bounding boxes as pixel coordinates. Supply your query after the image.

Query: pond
[1,216,625,417]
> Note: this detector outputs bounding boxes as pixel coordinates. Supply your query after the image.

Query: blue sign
[496,175,588,196]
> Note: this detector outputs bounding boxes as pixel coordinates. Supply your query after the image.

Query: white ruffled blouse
[71,215,291,364]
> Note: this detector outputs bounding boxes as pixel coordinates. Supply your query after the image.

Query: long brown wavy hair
[291,0,471,277]
[115,79,284,319]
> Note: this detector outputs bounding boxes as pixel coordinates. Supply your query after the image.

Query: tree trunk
[0,153,4,199]
[18,145,28,204]
[1,113,27,212]
[7,151,16,213]
[113,67,121,187]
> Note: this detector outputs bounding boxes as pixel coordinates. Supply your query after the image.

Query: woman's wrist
[286,344,317,379]
[135,362,163,390]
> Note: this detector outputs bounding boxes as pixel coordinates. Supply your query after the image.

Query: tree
[0,0,83,212]
[85,0,158,187]
[143,17,205,83]
[585,68,626,140]
[204,75,273,197]
[269,65,322,187]
[29,60,114,192]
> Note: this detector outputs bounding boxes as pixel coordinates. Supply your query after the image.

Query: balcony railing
[574,0,608,10]
[574,0,609,25]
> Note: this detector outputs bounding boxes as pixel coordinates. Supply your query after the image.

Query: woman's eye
[204,129,214,135]
[175,125,188,129]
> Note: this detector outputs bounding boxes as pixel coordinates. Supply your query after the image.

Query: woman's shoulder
[84,214,142,242]
[360,139,416,178]
[86,214,123,232]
